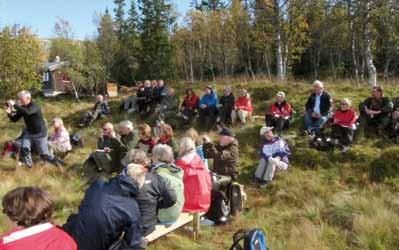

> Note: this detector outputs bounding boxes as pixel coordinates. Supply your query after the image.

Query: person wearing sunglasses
[331,98,358,151]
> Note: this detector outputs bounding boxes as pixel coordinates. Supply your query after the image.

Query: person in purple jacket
[253,126,291,188]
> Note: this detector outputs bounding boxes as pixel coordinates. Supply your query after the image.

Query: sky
[0,0,191,39]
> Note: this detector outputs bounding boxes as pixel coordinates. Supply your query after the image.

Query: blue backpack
[230,229,268,250]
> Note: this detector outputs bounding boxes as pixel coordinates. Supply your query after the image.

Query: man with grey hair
[5,90,64,167]
[149,144,184,225]
[79,94,110,127]
[118,120,137,151]
[304,80,333,136]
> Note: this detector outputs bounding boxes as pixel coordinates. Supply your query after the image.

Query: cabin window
[43,72,50,82]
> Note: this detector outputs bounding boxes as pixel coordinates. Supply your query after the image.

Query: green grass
[1,80,399,250]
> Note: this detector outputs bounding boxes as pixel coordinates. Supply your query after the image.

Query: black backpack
[229,182,246,216]
[205,189,230,225]
[70,133,84,148]
[309,135,334,151]
[230,229,268,250]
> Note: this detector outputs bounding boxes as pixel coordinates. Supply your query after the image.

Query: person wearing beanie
[217,86,235,127]
[330,98,358,151]
[265,91,294,134]
[303,80,333,136]
[254,126,290,188]
[231,88,253,126]
[359,86,393,135]
[199,86,219,130]
[203,128,239,180]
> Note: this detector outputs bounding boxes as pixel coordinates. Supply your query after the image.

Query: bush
[370,147,399,182]
[291,147,332,169]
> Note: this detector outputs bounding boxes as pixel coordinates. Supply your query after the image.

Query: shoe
[259,181,268,189]
[49,157,65,167]
[340,146,350,153]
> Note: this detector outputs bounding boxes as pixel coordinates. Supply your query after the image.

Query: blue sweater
[199,92,218,107]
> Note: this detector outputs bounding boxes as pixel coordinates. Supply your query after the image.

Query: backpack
[70,133,84,148]
[309,135,333,151]
[230,229,268,250]
[205,189,230,225]
[229,182,246,216]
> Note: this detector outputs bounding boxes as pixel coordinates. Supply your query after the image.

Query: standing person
[203,128,239,180]
[0,186,77,250]
[48,117,72,155]
[83,122,127,180]
[136,123,157,155]
[265,91,294,134]
[150,144,184,224]
[254,126,291,188]
[79,95,110,127]
[303,80,333,135]
[63,164,145,250]
[359,86,393,135]
[217,86,235,127]
[175,137,212,213]
[5,90,64,167]
[330,98,358,151]
[231,88,253,126]
[181,88,200,125]
[199,86,219,130]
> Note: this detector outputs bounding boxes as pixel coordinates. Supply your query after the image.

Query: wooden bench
[145,212,205,243]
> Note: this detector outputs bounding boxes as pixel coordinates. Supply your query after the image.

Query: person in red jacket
[0,186,77,250]
[175,137,211,213]
[265,91,294,134]
[331,98,358,151]
[231,88,253,126]
[181,88,200,125]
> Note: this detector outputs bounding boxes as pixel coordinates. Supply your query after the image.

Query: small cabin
[42,56,71,96]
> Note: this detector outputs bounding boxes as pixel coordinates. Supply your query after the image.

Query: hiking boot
[49,157,65,167]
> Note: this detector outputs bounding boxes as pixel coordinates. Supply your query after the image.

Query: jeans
[20,129,54,167]
[304,112,329,133]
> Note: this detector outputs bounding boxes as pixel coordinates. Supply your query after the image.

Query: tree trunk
[273,0,285,81]
[364,1,377,86]
[264,51,272,81]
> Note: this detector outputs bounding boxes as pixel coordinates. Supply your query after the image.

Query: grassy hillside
[0,80,399,250]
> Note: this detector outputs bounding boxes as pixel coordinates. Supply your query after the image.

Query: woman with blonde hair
[136,123,156,154]
[184,128,208,170]
[231,88,253,126]
[48,117,72,154]
[156,123,178,157]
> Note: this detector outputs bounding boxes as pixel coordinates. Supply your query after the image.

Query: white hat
[276,91,286,98]
[260,126,274,135]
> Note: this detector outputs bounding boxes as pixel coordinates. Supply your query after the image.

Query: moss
[291,147,332,169]
[370,147,399,182]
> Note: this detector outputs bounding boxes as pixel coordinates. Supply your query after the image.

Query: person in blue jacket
[63,164,146,250]
[199,85,218,130]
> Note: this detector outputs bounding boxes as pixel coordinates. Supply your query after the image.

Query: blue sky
[0,0,191,39]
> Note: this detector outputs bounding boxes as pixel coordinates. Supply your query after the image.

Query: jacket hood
[112,174,141,198]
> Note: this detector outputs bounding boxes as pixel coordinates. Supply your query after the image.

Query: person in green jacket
[159,88,179,125]
[118,120,138,151]
[359,86,393,134]
[150,144,184,224]
[83,122,127,181]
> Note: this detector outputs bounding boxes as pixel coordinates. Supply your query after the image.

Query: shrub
[291,147,332,169]
[370,147,399,182]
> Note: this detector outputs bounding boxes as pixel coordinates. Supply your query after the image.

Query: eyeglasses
[102,128,111,131]
[340,103,348,106]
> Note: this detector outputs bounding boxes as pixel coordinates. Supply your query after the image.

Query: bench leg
[192,213,200,240]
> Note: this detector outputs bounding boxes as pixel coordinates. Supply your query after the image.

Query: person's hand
[4,100,15,114]
[103,147,111,153]
[200,104,206,109]
[274,114,280,118]
[217,104,223,108]
[202,135,211,144]
[311,112,320,118]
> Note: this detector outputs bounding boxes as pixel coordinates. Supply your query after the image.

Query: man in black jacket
[304,80,333,135]
[217,86,235,127]
[5,90,63,167]
[64,164,145,250]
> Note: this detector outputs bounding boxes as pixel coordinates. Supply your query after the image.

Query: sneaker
[340,146,350,153]
[259,181,268,189]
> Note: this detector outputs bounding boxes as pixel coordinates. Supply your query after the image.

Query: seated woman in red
[0,186,77,250]
[331,98,358,151]
[175,137,211,213]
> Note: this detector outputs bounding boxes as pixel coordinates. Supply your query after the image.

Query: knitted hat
[260,126,273,135]
[219,128,235,137]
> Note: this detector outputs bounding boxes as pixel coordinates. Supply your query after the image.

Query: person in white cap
[304,80,333,136]
[265,91,294,134]
[253,126,290,188]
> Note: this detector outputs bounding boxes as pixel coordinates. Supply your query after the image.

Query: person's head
[17,90,32,106]
[239,88,248,98]
[152,144,174,164]
[372,86,383,99]
[204,86,212,95]
[185,128,199,144]
[186,88,195,97]
[178,137,196,157]
[275,91,286,103]
[223,87,232,96]
[102,122,114,138]
[260,126,274,140]
[126,164,146,188]
[118,120,134,136]
[52,117,64,129]
[312,80,324,95]
[144,80,151,88]
[218,128,235,146]
[340,98,352,111]
[167,88,175,97]
[96,95,104,103]
[160,123,174,138]
[157,79,164,87]
[122,149,150,167]
[138,123,152,140]
[2,186,53,228]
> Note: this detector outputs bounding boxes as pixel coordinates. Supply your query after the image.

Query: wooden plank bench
[145,212,205,243]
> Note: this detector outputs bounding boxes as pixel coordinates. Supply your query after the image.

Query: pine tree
[114,0,127,39]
